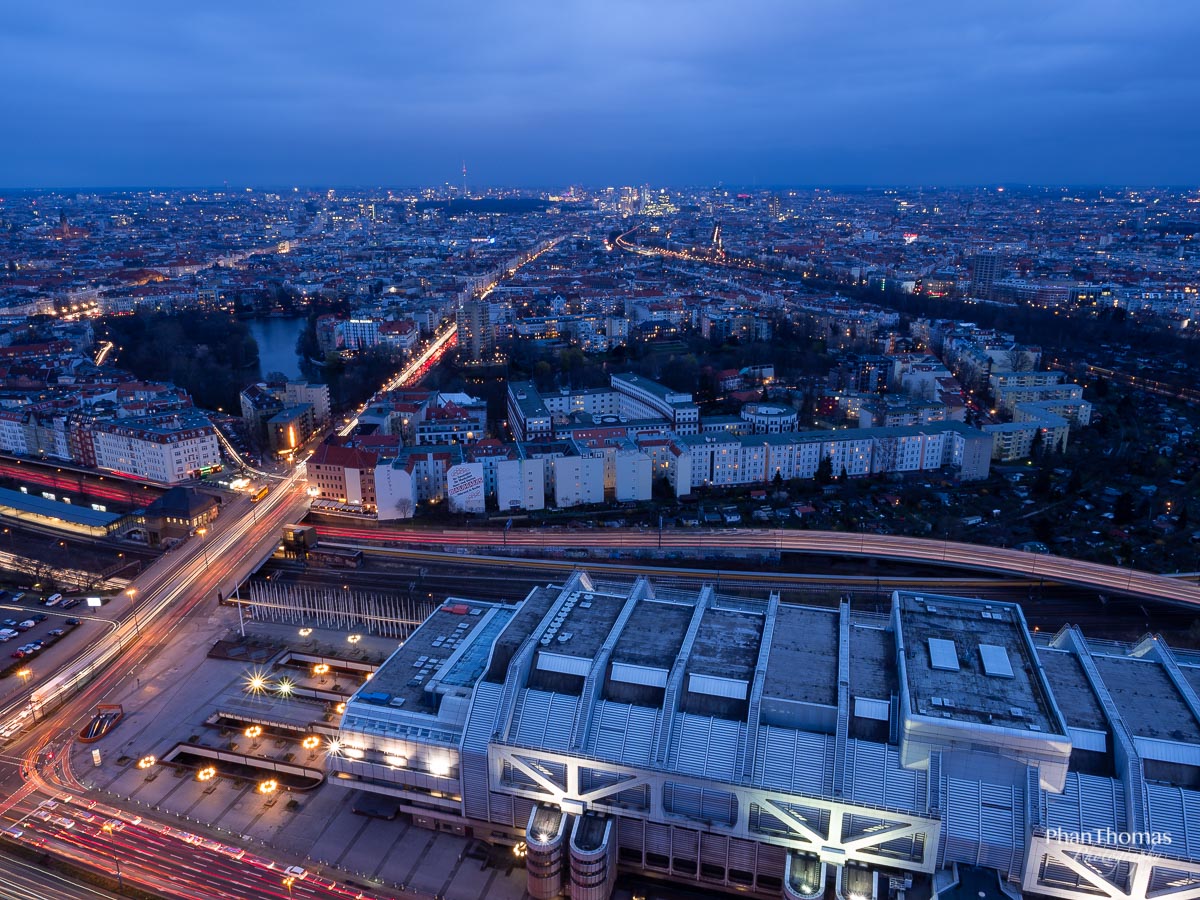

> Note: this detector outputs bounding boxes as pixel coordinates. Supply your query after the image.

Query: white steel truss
[491,743,941,872]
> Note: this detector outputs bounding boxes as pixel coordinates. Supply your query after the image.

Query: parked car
[48,628,65,637]
[16,620,35,632]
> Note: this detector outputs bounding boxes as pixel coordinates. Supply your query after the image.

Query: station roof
[0,486,122,528]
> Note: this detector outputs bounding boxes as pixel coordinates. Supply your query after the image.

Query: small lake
[247,317,306,381]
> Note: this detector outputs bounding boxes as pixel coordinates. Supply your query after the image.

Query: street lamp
[17,667,35,721]
[126,587,140,636]
[101,822,124,893]
[196,527,210,568]
[282,876,295,896]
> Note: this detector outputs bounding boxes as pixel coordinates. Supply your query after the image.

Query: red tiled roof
[309,441,379,471]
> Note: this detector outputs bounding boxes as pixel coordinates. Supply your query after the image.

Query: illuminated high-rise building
[457,299,493,363]
[969,251,1002,300]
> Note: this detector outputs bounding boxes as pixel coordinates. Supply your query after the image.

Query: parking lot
[0,589,114,697]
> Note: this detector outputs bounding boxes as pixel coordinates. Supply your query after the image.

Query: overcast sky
[2,1,1197,188]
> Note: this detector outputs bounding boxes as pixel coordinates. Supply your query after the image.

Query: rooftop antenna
[462,160,468,200]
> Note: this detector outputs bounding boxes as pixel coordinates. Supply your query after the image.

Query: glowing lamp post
[101,822,124,892]
[126,587,141,636]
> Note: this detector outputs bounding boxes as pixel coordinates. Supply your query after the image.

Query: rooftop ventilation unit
[928,638,960,672]
[980,644,1015,678]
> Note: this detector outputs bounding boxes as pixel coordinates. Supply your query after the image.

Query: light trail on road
[311,524,1200,607]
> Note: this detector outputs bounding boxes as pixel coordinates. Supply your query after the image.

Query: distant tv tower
[462,160,468,199]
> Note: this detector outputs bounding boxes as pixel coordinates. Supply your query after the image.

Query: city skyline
[3,1,1199,188]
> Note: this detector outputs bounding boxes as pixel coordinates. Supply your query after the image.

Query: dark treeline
[101,310,258,412]
[314,349,404,411]
[503,319,832,401]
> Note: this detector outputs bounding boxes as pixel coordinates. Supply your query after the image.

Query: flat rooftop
[530,805,562,841]
[360,599,495,712]
[486,586,560,682]
[848,622,896,701]
[536,588,625,660]
[763,605,838,706]
[1036,647,1109,732]
[508,381,549,418]
[574,814,608,852]
[612,372,680,401]
[687,605,764,681]
[611,599,693,668]
[1178,664,1200,702]
[1091,654,1200,743]
[898,593,1063,734]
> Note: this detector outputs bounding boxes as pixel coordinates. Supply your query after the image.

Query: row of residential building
[305,416,992,520]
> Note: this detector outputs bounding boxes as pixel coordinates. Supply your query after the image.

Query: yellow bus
[250,486,269,503]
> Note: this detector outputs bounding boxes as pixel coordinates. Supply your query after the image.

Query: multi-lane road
[5,798,389,900]
[311,523,1200,607]
[0,476,309,740]
[0,846,124,900]
[0,476,395,898]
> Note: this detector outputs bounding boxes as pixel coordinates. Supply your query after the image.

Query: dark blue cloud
[1,0,1197,186]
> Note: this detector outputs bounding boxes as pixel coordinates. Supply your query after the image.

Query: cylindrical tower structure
[525,804,569,899]
[568,813,615,900]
